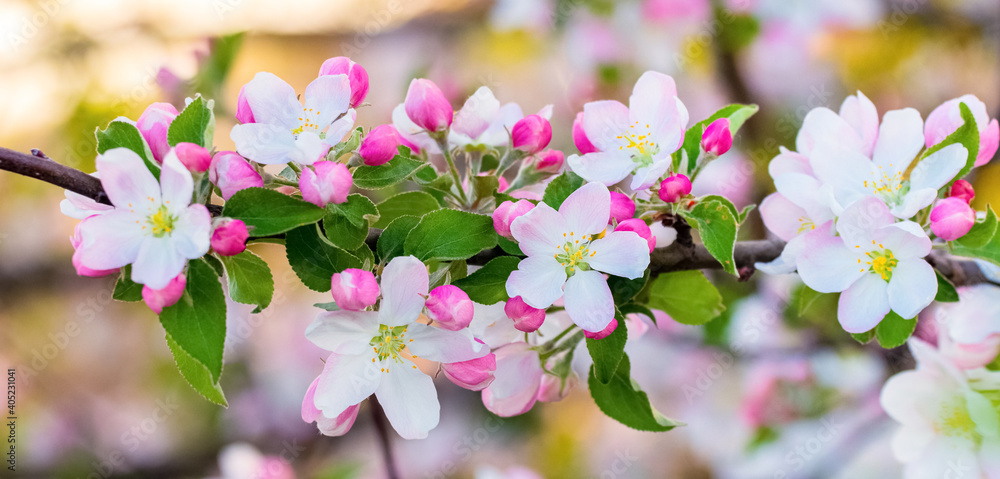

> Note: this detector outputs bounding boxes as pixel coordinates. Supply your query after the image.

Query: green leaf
[951,228,1000,267]
[676,104,758,175]
[587,311,628,384]
[684,199,739,275]
[956,205,998,249]
[314,301,340,311]
[452,256,521,304]
[377,215,421,263]
[223,187,325,237]
[542,171,585,210]
[716,12,760,51]
[922,102,979,186]
[404,209,497,262]
[875,311,916,349]
[647,270,725,325]
[471,175,500,202]
[329,127,362,160]
[113,265,143,302]
[352,155,426,190]
[373,191,440,229]
[607,271,648,306]
[323,194,378,251]
[797,286,830,316]
[352,244,375,271]
[95,120,159,178]
[619,302,656,324]
[497,236,525,256]
[167,95,215,148]
[588,355,682,432]
[850,330,876,345]
[159,259,226,383]
[935,271,960,303]
[218,250,274,313]
[165,333,227,406]
[285,224,362,292]
[413,166,454,194]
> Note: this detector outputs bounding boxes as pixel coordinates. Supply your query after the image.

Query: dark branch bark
[0,146,110,205]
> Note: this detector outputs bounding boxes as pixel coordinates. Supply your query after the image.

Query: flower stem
[287,162,302,174]
[369,396,401,479]
[436,139,469,206]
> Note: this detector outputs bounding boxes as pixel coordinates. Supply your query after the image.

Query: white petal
[629,157,671,190]
[484,343,542,416]
[304,74,351,129]
[242,72,301,130]
[559,182,610,235]
[872,108,924,177]
[809,142,874,210]
[891,188,938,219]
[582,100,631,151]
[887,259,936,319]
[305,310,380,354]
[96,148,160,211]
[629,72,687,151]
[378,256,429,327]
[891,427,936,463]
[315,351,381,416]
[509,202,568,257]
[563,270,615,332]
[839,91,879,157]
[405,323,486,363]
[838,273,890,333]
[796,226,865,293]
[469,302,522,349]
[75,210,145,270]
[327,109,358,144]
[505,255,567,309]
[566,151,636,186]
[131,236,185,289]
[231,123,298,165]
[587,231,650,279]
[290,131,330,165]
[835,196,895,249]
[796,107,863,156]
[375,364,439,440]
[909,143,967,191]
[479,102,525,147]
[873,221,931,259]
[171,204,212,259]
[768,147,813,177]
[755,231,807,274]
[880,369,950,427]
[759,193,808,242]
[452,86,500,140]
[158,150,193,213]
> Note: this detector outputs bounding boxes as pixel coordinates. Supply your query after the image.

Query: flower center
[291,107,322,137]
[858,244,897,281]
[937,400,978,441]
[796,216,816,234]
[863,164,906,204]
[616,121,659,168]
[554,231,597,276]
[370,324,409,366]
[146,205,177,238]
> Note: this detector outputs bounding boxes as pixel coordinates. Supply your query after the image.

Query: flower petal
[809,142,874,211]
[796,107,862,156]
[314,351,381,416]
[131,236,186,289]
[96,148,161,212]
[768,147,813,177]
[797,225,865,293]
[75,210,145,270]
[327,109,357,144]
[835,196,895,249]
[582,100,631,151]
[242,72,301,130]
[231,122,298,165]
[759,193,808,242]
[304,73,351,129]
[483,343,542,417]
[159,150,194,213]
[891,188,938,219]
[838,273,890,333]
[375,363,439,439]
[563,270,615,332]
[629,157,671,190]
[587,231,650,279]
[839,91,879,157]
[566,151,636,186]
[872,108,924,177]
[378,256,429,327]
[559,182,610,235]
[505,255,567,309]
[887,259,936,319]
[873,221,931,259]
[171,204,212,259]
[290,131,330,166]
[909,143,967,191]
[509,201,568,257]
[405,323,486,363]
[305,310,380,354]
[452,86,501,140]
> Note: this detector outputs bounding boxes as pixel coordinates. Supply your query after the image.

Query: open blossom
[925,94,1000,167]
[74,148,211,289]
[301,376,361,437]
[930,284,1000,369]
[70,221,117,277]
[797,196,935,333]
[304,256,487,439]
[231,72,356,165]
[447,86,553,150]
[505,182,650,332]
[318,56,369,108]
[568,71,689,190]
[880,338,1000,478]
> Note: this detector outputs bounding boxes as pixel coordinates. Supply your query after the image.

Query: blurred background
[1,0,999,477]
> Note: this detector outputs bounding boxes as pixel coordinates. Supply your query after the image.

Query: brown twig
[369,396,401,479]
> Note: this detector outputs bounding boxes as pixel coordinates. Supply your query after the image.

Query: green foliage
[589,355,681,432]
[285,224,362,292]
[159,259,226,385]
[352,154,426,190]
[222,187,325,236]
[935,271,960,303]
[377,215,421,263]
[951,221,1000,267]
[323,194,379,250]
[167,95,215,148]
[956,205,997,249]
[683,198,739,275]
[921,102,979,186]
[607,272,648,306]
[113,265,143,302]
[647,270,725,325]
[875,311,916,349]
[587,310,628,384]
[452,256,522,305]
[165,333,228,406]
[373,191,440,229]
[542,171,585,209]
[218,250,274,313]
[95,120,159,178]
[403,209,497,262]
[675,104,758,174]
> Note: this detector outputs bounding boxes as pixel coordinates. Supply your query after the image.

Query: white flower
[73,148,211,289]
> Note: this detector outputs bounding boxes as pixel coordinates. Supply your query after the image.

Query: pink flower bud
[442,348,496,391]
[572,111,598,154]
[701,118,733,156]
[137,102,178,164]
[658,174,691,203]
[950,179,975,204]
[505,296,545,332]
[330,269,380,311]
[425,285,475,331]
[404,79,453,132]
[211,218,249,256]
[209,151,264,200]
[498,175,509,193]
[493,200,535,238]
[358,125,399,166]
[142,273,186,314]
[584,318,618,340]
[174,142,212,173]
[615,219,656,253]
[70,220,118,277]
[319,56,369,108]
[609,191,635,224]
[930,197,976,241]
[537,372,578,403]
[235,84,255,124]
[532,149,564,174]
[302,375,360,437]
[925,96,1000,167]
[300,161,353,207]
[512,114,552,154]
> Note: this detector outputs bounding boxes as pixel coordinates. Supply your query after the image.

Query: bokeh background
[1,0,999,477]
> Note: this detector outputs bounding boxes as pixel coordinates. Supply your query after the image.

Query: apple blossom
[358,124,399,166]
[615,218,656,253]
[701,118,732,156]
[70,220,118,277]
[930,197,975,241]
[174,142,212,173]
[299,161,352,207]
[74,148,211,289]
[61,178,114,220]
[609,191,635,224]
[504,296,546,333]
[137,102,178,164]
[584,318,618,340]
[568,71,689,190]
[404,78,453,133]
[511,114,552,154]
[658,174,691,203]
[330,268,379,311]
[209,151,264,200]
[482,342,544,417]
[142,273,186,314]
[318,56,369,108]
[210,218,249,256]
[493,199,535,239]
[505,182,650,332]
[797,196,936,333]
[442,346,496,391]
[231,72,355,165]
[931,284,1000,369]
[425,285,475,331]
[951,179,975,204]
[925,94,1000,167]
[235,85,254,124]
[304,256,487,439]
[572,111,598,155]
[301,375,360,437]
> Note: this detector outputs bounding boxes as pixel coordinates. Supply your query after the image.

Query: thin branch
[0,146,110,205]
[369,396,401,479]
